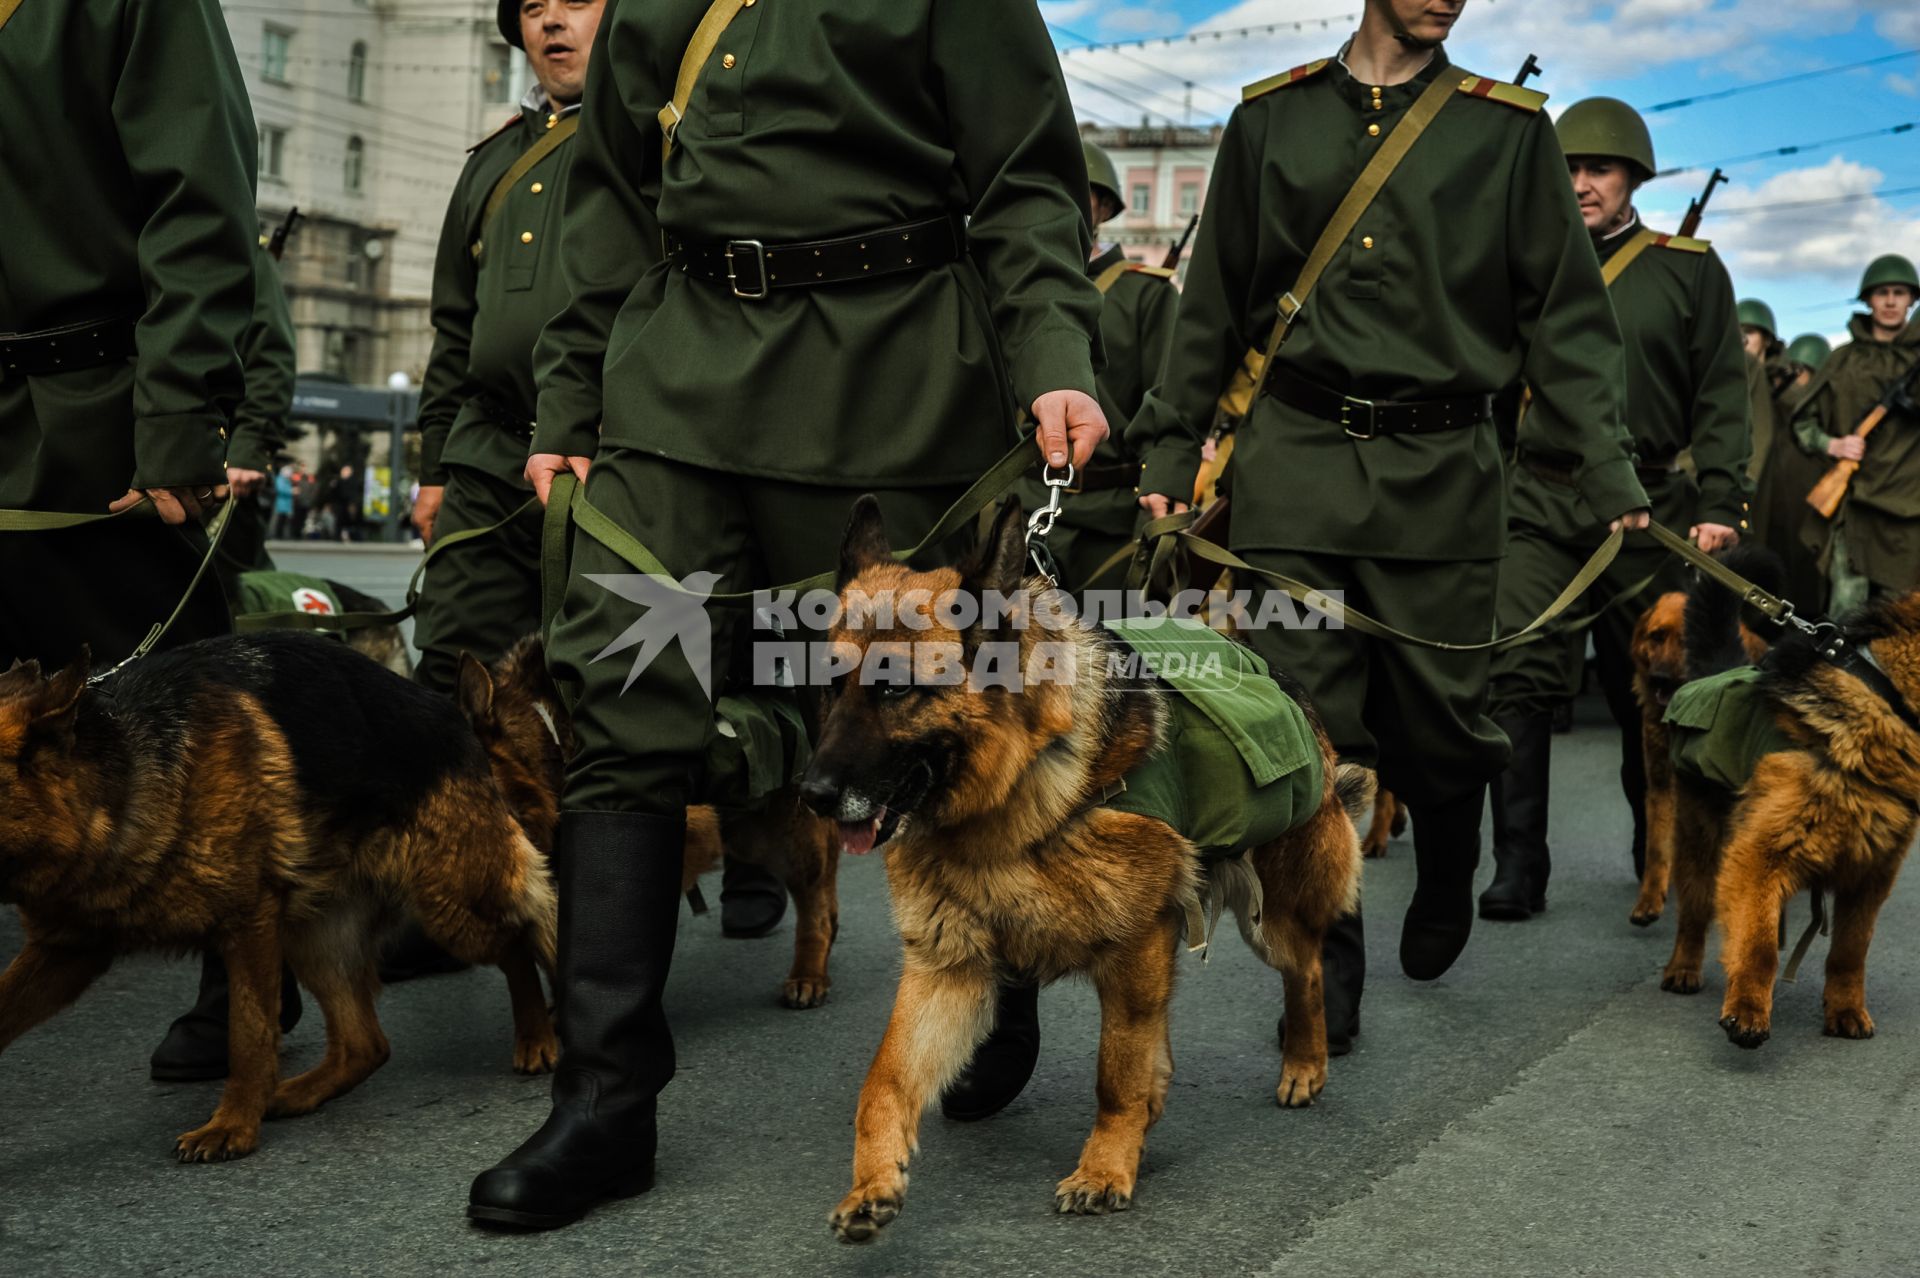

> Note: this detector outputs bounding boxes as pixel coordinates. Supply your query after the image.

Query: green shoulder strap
[657,0,750,162]
[475,115,579,258]
[0,0,25,36]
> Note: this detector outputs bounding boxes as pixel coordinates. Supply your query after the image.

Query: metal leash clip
[1024,461,1074,586]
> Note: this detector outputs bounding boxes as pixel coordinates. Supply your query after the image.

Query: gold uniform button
[530,181,544,194]
[546,113,558,129]
[520,231,534,244]
[722,53,736,69]
[1367,123,1381,137]
[1362,236,1374,249]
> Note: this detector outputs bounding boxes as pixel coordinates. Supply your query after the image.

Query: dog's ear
[959,496,1027,600]
[837,494,893,592]
[456,651,495,723]
[23,657,87,750]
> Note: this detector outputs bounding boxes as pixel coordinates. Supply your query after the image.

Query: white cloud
[1102,6,1185,38]
[1691,157,1920,285]
[1040,1,1100,24]
[1888,72,1919,97]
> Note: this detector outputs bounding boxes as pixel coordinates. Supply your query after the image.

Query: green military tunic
[1126,49,1643,805]
[0,0,255,667]
[1491,221,1753,719]
[1749,354,1828,613]
[539,0,1103,813]
[1794,312,1920,597]
[217,243,298,593]
[1015,248,1178,590]
[410,95,581,695]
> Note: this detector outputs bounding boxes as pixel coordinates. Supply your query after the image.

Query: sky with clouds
[1046,0,1920,342]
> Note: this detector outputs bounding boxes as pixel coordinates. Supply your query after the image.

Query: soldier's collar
[518,84,583,120]
[1333,37,1442,88]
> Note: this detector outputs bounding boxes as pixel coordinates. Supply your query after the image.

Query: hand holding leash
[1031,389,1107,469]
[526,453,592,507]
[109,484,228,527]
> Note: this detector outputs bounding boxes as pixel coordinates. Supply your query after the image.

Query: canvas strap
[657,0,750,162]
[1600,227,1658,287]
[475,115,579,257]
[1091,261,1131,295]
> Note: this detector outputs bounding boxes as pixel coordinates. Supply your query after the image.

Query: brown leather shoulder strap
[0,0,25,36]
[657,0,749,162]
[475,115,578,258]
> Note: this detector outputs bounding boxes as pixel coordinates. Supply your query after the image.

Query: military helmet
[1858,253,1920,301]
[1736,299,1777,339]
[1084,141,1123,222]
[1556,97,1656,179]
[1785,333,1832,372]
[498,0,524,50]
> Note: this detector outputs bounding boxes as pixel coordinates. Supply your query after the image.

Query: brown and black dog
[459,635,843,1009]
[0,632,558,1163]
[806,498,1368,1242]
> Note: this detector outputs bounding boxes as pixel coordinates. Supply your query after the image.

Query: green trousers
[411,464,544,697]
[1235,549,1509,807]
[550,448,966,814]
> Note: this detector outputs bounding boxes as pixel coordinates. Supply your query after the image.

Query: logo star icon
[586,571,723,697]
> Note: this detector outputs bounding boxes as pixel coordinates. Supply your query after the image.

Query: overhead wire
[1657,123,1917,177]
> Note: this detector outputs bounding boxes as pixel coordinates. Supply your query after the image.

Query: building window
[1130,182,1151,216]
[347,41,368,102]
[344,136,365,193]
[1179,183,1199,216]
[262,26,292,83]
[260,126,287,181]
[484,44,514,104]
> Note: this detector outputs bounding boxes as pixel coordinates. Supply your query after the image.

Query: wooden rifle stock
[1807,405,1892,518]
[1677,169,1725,240]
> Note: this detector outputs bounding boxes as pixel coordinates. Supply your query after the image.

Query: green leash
[86,497,236,685]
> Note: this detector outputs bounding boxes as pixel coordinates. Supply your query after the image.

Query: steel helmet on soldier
[1785,333,1832,371]
[1858,254,1920,301]
[1083,140,1123,221]
[1556,97,1656,179]
[498,0,524,49]
[1736,299,1777,340]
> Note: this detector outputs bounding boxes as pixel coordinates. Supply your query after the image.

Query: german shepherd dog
[456,635,844,1009]
[806,498,1368,1242]
[1627,546,1781,926]
[0,633,558,1163]
[1655,583,1920,1048]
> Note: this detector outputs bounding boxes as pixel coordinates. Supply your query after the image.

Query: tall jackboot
[1277,907,1364,1056]
[1480,711,1553,921]
[940,979,1040,1121]
[468,810,684,1231]
[1399,785,1488,981]
[149,954,304,1082]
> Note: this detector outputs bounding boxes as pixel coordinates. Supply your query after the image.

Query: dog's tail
[1333,763,1377,830]
[1683,544,1787,680]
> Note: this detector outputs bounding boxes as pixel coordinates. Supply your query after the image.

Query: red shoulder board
[469,114,522,153]
[1243,60,1331,103]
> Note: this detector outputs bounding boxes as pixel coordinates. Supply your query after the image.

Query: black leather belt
[1523,451,1678,487]
[0,315,138,380]
[1264,366,1492,440]
[1067,462,1138,494]
[472,391,534,439]
[667,216,963,300]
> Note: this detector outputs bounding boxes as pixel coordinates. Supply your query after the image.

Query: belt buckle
[1340,394,1378,440]
[725,239,769,301]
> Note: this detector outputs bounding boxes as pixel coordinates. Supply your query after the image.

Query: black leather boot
[719,855,788,939]
[468,810,684,1231]
[1277,908,1364,1057]
[150,954,304,1082]
[940,979,1040,1121]
[377,921,472,983]
[1480,712,1552,922]
[1400,786,1487,981]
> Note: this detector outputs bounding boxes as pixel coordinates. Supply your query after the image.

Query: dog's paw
[1629,904,1664,928]
[514,1030,560,1075]
[829,1185,902,1244]
[175,1118,260,1164]
[1824,1004,1876,1040]
[1361,835,1390,860]
[1719,1001,1772,1050]
[782,976,831,1010]
[1054,1167,1134,1215]
[1275,1058,1327,1108]
[1660,964,1702,995]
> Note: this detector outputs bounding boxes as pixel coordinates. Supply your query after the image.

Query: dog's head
[799,496,1076,855]
[457,636,571,854]
[1631,592,1689,707]
[0,656,90,860]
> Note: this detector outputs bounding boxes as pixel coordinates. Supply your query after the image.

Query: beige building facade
[1080,124,1224,279]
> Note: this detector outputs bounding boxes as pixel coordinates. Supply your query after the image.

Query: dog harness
[1663,666,1797,792]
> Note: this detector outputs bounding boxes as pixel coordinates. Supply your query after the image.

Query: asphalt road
[3,698,1917,1277]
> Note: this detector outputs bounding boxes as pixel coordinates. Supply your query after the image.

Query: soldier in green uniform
[1013,141,1178,591]
[1750,330,1831,612]
[1128,0,1648,1051]
[1737,297,1780,364]
[0,0,289,1081]
[1482,97,1750,919]
[465,0,1106,1230]
[1794,254,1920,613]
[216,241,299,597]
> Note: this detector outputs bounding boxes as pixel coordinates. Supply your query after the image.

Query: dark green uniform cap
[1859,253,1920,301]
[1736,298,1777,339]
[1786,332,1831,371]
[498,0,523,49]
[1556,96,1655,178]
[1083,140,1122,221]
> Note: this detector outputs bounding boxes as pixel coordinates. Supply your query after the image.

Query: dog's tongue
[838,814,884,856]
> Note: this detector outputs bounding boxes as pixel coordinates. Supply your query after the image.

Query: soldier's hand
[1828,436,1866,462]
[1138,492,1191,520]
[412,484,445,544]
[1609,507,1652,534]
[226,467,268,497]
[111,485,227,527]
[1031,389,1108,470]
[527,453,592,507]
[1691,522,1739,553]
